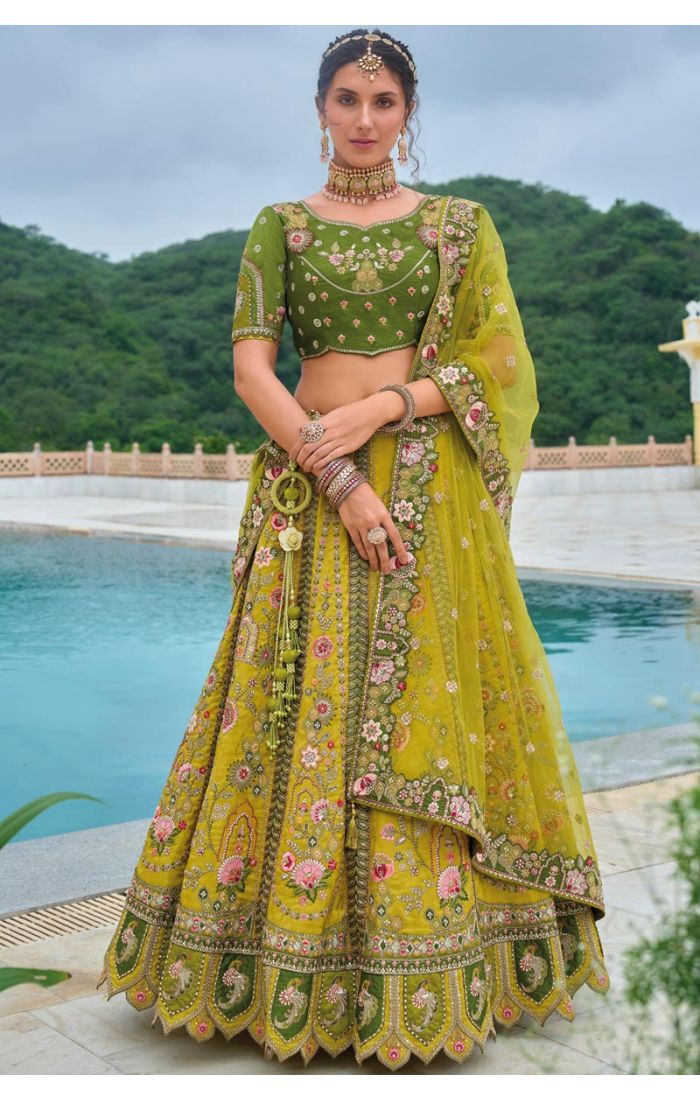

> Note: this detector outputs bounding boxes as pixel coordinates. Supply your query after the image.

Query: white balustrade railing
[0,435,694,479]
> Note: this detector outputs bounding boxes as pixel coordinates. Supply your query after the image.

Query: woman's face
[318,61,410,170]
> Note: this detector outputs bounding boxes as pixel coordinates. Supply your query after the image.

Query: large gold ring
[300,420,325,444]
[367,525,388,544]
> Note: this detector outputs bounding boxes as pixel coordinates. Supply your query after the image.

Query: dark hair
[315,27,424,182]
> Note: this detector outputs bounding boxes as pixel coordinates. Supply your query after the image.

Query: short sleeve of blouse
[230,205,287,345]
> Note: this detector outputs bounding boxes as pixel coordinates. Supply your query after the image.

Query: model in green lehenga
[96,30,609,1070]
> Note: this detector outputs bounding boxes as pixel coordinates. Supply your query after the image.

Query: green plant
[0,791,102,994]
[623,734,700,1073]
[0,792,102,849]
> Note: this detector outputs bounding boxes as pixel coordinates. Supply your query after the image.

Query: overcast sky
[2,24,699,261]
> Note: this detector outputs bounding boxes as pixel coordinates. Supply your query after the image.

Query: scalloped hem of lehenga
[96,953,609,1072]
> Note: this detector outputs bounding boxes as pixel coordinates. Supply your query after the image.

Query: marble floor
[0,772,695,1075]
[1,484,698,584]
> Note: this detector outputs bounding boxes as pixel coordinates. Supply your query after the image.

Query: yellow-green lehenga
[96,195,609,1069]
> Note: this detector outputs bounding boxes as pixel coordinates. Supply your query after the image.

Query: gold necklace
[322,155,400,204]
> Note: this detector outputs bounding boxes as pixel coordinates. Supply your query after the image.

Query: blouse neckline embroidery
[297,193,433,229]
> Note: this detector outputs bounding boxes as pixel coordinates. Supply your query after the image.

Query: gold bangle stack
[325,462,367,508]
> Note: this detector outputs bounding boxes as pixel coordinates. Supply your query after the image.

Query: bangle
[329,471,367,509]
[317,457,349,493]
[324,463,359,499]
[376,383,416,434]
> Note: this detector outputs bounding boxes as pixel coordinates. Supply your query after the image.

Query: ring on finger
[362,536,380,571]
[367,525,388,545]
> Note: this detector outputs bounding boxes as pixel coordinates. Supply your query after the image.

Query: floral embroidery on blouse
[231,195,443,360]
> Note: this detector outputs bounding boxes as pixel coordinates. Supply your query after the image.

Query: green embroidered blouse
[230,194,442,360]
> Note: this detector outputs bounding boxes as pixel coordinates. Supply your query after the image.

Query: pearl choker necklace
[322,155,401,204]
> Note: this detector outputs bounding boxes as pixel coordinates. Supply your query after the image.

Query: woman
[97,28,609,1070]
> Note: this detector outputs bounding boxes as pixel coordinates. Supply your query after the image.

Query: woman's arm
[364,377,451,427]
[233,341,313,454]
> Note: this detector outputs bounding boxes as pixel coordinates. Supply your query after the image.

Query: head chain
[322,31,416,80]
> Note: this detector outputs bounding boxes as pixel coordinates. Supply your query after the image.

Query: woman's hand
[288,397,383,475]
[336,482,414,574]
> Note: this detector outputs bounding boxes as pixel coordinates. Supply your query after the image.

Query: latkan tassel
[264,459,312,756]
[345,800,358,849]
[266,543,301,755]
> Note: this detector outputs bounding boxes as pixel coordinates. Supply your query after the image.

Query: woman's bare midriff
[292,345,416,414]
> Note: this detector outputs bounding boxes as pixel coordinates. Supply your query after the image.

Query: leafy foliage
[0,791,102,995]
[0,792,102,849]
[1,177,697,453]
[0,967,73,994]
[623,736,700,1073]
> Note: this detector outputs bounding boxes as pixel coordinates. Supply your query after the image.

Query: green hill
[1,175,697,453]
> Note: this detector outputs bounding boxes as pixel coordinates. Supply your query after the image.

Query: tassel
[345,801,358,849]
[264,462,312,755]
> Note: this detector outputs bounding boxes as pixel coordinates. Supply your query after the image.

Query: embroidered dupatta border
[346,196,605,918]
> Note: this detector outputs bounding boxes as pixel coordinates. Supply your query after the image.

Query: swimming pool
[1,529,698,842]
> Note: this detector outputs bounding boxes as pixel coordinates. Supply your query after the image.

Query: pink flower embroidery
[353,773,377,796]
[312,635,333,659]
[465,401,487,430]
[292,859,325,890]
[217,856,246,885]
[400,440,426,467]
[371,858,395,881]
[370,658,395,685]
[421,342,438,363]
[437,865,462,900]
[441,242,460,263]
[300,744,320,769]
[152,814,175,843]
[360,718,383,744]
[448,795,472,826]
[564,868,588,896]
[310,798,329,823]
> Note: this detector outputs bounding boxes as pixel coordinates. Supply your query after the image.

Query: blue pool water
[1,529,698,843]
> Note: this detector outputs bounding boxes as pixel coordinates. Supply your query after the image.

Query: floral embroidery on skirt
[97,416,609,1070]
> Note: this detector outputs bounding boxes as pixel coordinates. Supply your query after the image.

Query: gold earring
[397,125,408,167]
[320,122,330,163]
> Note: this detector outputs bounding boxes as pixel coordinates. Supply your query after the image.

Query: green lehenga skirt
[97,412,609,1070]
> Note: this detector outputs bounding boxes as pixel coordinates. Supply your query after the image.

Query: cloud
[1,25,698,259]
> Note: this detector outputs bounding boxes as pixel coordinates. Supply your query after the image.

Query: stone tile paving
[1,485,699,582]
